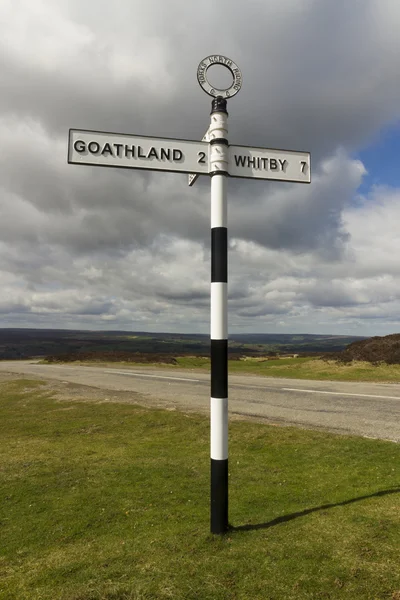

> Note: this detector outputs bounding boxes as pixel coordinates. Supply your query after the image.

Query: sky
[1,0,400,336]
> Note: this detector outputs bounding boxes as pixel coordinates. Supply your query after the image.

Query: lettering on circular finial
[197,55,242,99]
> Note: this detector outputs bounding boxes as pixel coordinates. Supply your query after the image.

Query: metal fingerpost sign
[67,53,311,536]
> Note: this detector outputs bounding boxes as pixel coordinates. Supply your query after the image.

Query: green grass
[60,356,400,382]
[0,378,399,599]
[176,357,400,382]
[234,357,400,381]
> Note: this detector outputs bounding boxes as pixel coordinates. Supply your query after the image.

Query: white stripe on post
[210,397,228,460]
[211,283,227,340]
[211,175,227,228]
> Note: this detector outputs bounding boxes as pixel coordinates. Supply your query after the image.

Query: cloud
[229,151,366,257]
[1,0,400,334]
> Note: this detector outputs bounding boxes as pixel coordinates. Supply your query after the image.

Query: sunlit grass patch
[52,354,400,382]
[175,356,210,369]
[286,358,400,381]
[0,378,399,599]
[177,356,400,382]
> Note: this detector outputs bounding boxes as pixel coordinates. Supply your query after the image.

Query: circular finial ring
[197,55,242,99]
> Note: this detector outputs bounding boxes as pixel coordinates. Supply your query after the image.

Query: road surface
[0,360,399,442]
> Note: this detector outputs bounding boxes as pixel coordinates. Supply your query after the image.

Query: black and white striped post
[196,56,243,534]
[209,96,229,534]
[69,53,310,538]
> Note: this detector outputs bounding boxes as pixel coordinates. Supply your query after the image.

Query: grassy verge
[225,357,400,381]
[1,378,399,600]
[94,356,400,382]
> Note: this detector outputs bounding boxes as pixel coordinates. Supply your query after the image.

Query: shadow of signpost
[231,487,400,532]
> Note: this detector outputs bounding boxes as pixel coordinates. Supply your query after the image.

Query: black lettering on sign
[260,158,268,169]
[197,62,207,83]
[74,140,86,153]
[138,146,146,158]
[114,143,123,157]
[197,151,206,164]
[160,148,171,160]
[279,159,288,171]
[234,155,246,167]
[124,145,135,158]
[300,161,307,173]
[269,158,278,170]
[147,147,158,159]
[88,141,100,154]
[101,142,113,156]
[173,149,183,161]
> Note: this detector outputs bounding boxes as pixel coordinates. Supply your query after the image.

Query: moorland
[0,328,365,361]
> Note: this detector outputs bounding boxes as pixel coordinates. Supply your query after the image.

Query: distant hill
[327,333,400,364]
[229,333,365,354]
[0,328,366,360]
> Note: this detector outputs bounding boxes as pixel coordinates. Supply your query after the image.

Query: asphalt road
[1,360,399,442]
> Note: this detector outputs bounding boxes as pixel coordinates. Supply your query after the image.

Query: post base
[211,458,229,534]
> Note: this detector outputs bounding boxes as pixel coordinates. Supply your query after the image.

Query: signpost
[229,145,310,183]
[67,54,311,536]
[68,130,209,175]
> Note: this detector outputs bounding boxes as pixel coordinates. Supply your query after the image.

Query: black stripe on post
[209,138,229,146]
[211,228,228,283]
[211,458,228,534]
[211,339,228,398]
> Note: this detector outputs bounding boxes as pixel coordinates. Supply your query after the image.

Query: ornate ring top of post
[197,55,242,99]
